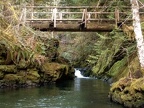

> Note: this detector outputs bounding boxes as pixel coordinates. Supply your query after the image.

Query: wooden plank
[26,18,122,22]
[25,19,118,22]
[115,8,119,27]
[26,19,82,21]
[53,8,57,28]
[25,6,131,9]
[29,23,115,32]
[26,18,144,22]
[24,5,144,32]
[84,9,87,28]
[26,11,142,14]
[23,6,26,25]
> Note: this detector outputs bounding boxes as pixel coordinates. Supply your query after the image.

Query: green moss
[109,77,144,108]
[109,52,140,82]
[0,65,17,73]
[26,69,40,83]
[91,33,125,77]
[121,93,133,101]
[17,70,27,76]
[4,74,23,83]
[41,62,70,81]
[0,71,4,79]
[16,59,30,69]
[134,99,144,107]
[141,22,144,29]
[108,57,127,77]
[0,59,5,65]
[42,62,68,75]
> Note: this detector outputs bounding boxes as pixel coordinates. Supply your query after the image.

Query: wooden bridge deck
[20,6,144,32]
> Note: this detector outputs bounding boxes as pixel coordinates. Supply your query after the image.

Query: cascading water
[74,69,85,78]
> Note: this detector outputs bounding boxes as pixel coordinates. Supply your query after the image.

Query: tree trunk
[131,0,144,68]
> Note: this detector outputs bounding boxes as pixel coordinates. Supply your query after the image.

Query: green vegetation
[0,0,75,88]
[1,0,144,107]
[109,77,144,108]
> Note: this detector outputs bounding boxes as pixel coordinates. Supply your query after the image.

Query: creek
[0,70,123,108]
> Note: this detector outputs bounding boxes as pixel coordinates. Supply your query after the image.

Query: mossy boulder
[0,65,17,73]
[107,57,127,78]
[106,51,140,83]
[2,74,25,87]
[16,59,30,69]
[1,69,41,87]
[26,69,40,83]
[0,71,4,79]
[92,36,125,77]
[41,62,73,82]
[17,69,40,85]
[109,77,144,108]
[57,57,75,80]
[0,36,74,88]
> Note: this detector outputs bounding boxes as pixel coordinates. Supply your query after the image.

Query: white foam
[74,69,85,78]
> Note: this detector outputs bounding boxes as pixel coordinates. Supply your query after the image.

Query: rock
[16,59,30,69]
[109,77,144,108]
[2,74,24,87]
[0,71,4,79]
[1,69,40,87]
[26,69,40,83]
[17,69,40,84]
[41,62,74,82]
[0,36,74,88]
[0,65,17,73]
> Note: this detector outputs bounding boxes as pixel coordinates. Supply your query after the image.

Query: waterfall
[74,69,85,78]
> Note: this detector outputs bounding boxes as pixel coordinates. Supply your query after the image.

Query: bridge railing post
[84,9,87,28]
[31,0,34,20]
[52,8,57,28]
[31,8,34,20]
[115,8,119,28]
[82,9,87,29]
[59,12,62,23]
[21,5,26,26]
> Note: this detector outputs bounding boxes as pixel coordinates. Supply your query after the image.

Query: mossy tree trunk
[131,0,144,68]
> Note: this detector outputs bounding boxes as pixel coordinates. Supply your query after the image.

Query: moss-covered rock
[109,77,144,108]
[91,32,126,77]
[26,69,40,83]
[2,74,25,87]
[1,69,41,87]
[0,71,4,79]
[107,57,127,78]
[106,56,130,82]
[16,69,40,85]
[41,62,72,82]
[16,59,30,69]
[0,65,17,73]
[0,34,74,88]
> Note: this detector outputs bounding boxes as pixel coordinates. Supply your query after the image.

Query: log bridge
[20,6,144,32]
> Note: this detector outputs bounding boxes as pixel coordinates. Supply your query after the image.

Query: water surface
[0,78,123,108]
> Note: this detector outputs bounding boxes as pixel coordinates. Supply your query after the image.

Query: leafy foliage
[86,29,136,77]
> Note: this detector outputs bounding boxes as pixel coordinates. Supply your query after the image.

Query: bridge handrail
[25,6,132,9]
[25,11,134,22]
[20,5,144,28]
